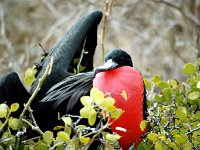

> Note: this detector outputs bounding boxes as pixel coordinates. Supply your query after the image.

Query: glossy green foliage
[1,60,200,149]
[139,61,200,150]
[23,65,37,86]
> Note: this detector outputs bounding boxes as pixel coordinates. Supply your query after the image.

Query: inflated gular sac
[93,66,146,149]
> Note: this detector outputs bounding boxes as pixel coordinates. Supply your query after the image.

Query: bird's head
[94,49,133,75]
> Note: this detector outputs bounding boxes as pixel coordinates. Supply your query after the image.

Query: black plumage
[0,72,30,116]
[36,49,140,131]
[30,10,103,101]
[0,10,102,106]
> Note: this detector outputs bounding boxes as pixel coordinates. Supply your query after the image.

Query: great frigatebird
[0,10,147,149]
[38,49,147,149]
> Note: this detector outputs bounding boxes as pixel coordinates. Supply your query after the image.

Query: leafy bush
[1,59,200,150]
[140,60,200,150]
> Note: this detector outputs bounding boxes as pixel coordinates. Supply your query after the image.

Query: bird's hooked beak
[94,59,119,76]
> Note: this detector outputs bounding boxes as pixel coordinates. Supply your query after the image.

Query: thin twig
[0,115,9,133]
[0,107,11,133]
[77,39,88,73]
[0,137,14,144]
[22,136,41,144]
[18,57,54,125]
[27,106,43,135]
[22,119,43,135]
[83,117,111,149]
[15,57,54,150]
[39,43,48,55]
[101,0,114,63]
[50,141,65,150]
[186,126,200,135]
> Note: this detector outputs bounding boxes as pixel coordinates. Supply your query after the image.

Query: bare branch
[101,0,114,62]
[186,126,200,135]
[18,57,54,126]
[22,119,43,135]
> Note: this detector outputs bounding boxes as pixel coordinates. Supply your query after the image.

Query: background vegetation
[0,0,199,81]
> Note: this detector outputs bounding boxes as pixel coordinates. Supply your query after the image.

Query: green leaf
[111,108,123,119]
[76,125,87,133]
[64,127,72,137]
[174,134,188,144]
[179,134,188,144]
[53,137,64,147]
[188,91,200,100]
[106,105,116,113]
[192,131,198,139]
[80,106,95,119]
[80,96,93,106]
[170,129,178,136]
[23,66,37,86]
[53,125,64,131]
[10,103,19,112]
[73,58,79,64]
[43,131,54,145]
[155,94,164,102]
[184,142,193,150]
[196,74,200,81]
[0,104,8,118]
[152,75,161,84]
[62,117,72,127]
[144,79,152,90]
[170,79,178,89]
[79,65,85,72]
[182,63,197,75]
[66,142,76,150]
[197,81,200,88]
[155,141,165,150]
[162,88,172,104]
[158,81,169,89]
[140,120,148,131]
[159,126,165,136]
[160,118,168,125]
[90,87,104,102]
[106,133,121,142]
[57,131,70,142]
[195,111,200,119]
[88,111,97,126]
[162,88,171,97]
[198,58,200,66]
[33,141,49,150]
[80,137,90,144]
[158,134,166,142]
[101,97,115,109]
[8,118,19,130]
[147,133,158,142]
[176,107,187,120]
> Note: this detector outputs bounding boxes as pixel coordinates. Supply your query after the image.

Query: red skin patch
[93,66,146,149]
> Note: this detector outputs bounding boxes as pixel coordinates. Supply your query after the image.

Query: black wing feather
[41,72,94,115]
